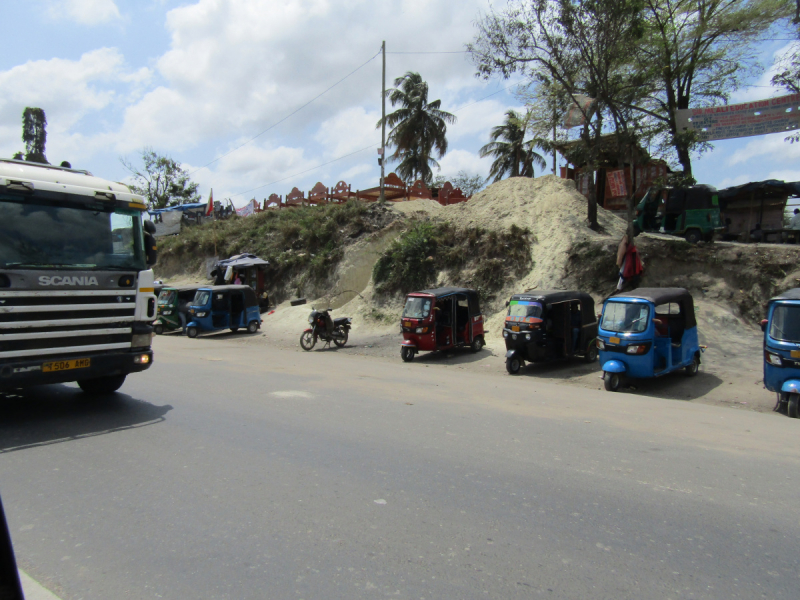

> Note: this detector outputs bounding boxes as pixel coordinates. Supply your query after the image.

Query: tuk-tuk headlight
[503,330,509,338]
[766,351,783,366]
[196,311,208,318]
[512,334,518,340]
[162,310,173,315]
[626,344,649,355]
[525,333,531,341]
[597,339,605,350]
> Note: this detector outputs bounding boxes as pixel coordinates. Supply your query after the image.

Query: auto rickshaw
[503,290,598,375]
[762,288,800,418]
[186,285,262,338]
[597,288,702,391]
[154,285,203,334]
[400,287,484,362]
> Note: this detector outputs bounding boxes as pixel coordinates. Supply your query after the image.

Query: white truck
[0,159,157,394]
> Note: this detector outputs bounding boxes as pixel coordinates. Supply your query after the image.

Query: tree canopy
[22,107,49,164]
[376,71,456,183]
[479,109,548,182]
[121,148,200,209]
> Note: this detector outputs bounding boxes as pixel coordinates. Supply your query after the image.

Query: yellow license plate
[511,326,520,332]
[792,350,800,359]
[610,337,620,344]
[403,321,413,328]
[43,358,91,373]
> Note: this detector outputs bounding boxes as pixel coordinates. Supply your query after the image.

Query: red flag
[205,189,214,216]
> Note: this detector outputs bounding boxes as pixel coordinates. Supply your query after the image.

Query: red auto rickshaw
[400,287,485,362]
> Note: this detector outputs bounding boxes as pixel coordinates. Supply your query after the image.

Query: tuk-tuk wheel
[584,345,598,363]
[470,336,484,353]
[187,326,198,339]
[247,321,258,334]
[603,372,621,392]
[230,326,239,333]
[506,356,521,375]
[154,323,164,335]
[684,229,702,244]
[685,354,700,377]
[788,393,799,419]
[401,346,415,362]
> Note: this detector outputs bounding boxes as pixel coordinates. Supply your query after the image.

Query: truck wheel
[684,229,702,244]
[401,347,415,362]
[154,323,164,335]
[187,326,198,339]
[603,372,621,392]
[788,393,799,418]
[78,375,126,395]
[247,321,258,334]
[584,345,598,363]
[506,355,521,375]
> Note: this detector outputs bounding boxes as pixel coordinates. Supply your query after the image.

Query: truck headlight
[132,334,152,348]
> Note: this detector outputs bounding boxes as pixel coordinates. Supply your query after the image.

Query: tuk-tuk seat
[653,318,668,337]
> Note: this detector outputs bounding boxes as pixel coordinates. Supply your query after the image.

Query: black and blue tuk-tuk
[503,290,598,374]
[762,288,800,418]
[186,285,261,338]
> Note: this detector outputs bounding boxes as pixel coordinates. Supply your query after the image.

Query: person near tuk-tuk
[615,234,644,292]
[233,273,242,285]
[571,304,582,352]
[177,296,189,334]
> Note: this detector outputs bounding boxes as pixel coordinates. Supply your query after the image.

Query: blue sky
[1,0,798,207]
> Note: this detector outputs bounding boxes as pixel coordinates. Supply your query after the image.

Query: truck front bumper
[0,348,154,391]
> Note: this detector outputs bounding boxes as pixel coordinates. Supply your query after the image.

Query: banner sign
[236,199,258,217]
[563,95,595,128]
[675,93,800,141]
[607,169,628,198]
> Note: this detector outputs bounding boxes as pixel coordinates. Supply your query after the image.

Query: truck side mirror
[145,232,158,267]
[761,319,768,332]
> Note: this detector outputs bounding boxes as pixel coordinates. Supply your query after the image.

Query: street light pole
[380,40,386,202]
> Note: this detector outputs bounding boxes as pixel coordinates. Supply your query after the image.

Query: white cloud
[46,0,122,25]
[728,132,800,166]
[716,174,752,189]
[436,149,488,179]
[314,106,380,158]
[729,42,798,104]
[768,169,800,182]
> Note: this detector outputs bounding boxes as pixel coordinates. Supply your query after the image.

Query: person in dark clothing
[571,304,582,352]
[178,297,189,333]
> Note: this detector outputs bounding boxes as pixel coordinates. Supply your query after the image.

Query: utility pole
[552,104,557,175]
[379,40,386,202]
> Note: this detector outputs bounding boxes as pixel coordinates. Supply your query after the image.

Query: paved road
[1,335,798,599]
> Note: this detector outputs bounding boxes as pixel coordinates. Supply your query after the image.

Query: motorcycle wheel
[401,346,415,362]
[334,329,348,348]
[300,331,316,351]
[788,393,799,419]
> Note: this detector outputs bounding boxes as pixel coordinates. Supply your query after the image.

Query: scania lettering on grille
[38,276,99,286]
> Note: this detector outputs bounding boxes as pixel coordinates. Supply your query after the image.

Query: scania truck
[0,159,157,394]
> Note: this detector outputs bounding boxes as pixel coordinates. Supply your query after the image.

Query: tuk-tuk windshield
[508,301,543,319]
[158,290,176,305]
[403,296,432,319]
[769,304,800,342]
[193,290,211,306]
[601,302,650,333]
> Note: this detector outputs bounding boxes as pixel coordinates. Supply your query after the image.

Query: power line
[453,82,525,113]
[189,49,381,175]
[233,143,378,198]
[386,51,470,54]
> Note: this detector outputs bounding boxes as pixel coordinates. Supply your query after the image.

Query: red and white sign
[607,169,627,198]
[675,93,800,141]
[236,199,258,217]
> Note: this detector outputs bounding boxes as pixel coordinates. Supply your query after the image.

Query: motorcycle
[300,307,352,350]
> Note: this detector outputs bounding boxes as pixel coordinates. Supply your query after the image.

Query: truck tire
[684,229,702,244]
[78,375,126,395]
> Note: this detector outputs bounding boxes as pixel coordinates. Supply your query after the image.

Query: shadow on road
[0,385,172,454]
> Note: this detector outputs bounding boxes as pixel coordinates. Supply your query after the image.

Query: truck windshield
[601,302,650,333]
[0,198,146,270]
[508,301,543,319]
[769,305,800,342]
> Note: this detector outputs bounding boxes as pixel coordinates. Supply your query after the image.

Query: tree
[121,148,200,209]
[432,171,486,196]
[631,0,792,176]
[479,109,548,182]
[471,0,648,231]
[376,71,456,183]
[22,107,49,164]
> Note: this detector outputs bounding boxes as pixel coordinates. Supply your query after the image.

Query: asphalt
[0,334,798,599]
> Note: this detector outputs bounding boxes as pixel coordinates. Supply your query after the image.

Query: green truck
[634,185,724,243]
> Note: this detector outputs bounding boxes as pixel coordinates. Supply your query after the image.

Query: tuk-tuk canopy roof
[162,284,205,293]
[196,285,260,309]
[510,290,596,319]
[413,287,481,316]
[610,287,696,328]
[770,288,800,302]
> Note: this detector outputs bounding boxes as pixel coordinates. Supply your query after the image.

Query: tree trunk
[675,141,693,180]
[586,167,598,231]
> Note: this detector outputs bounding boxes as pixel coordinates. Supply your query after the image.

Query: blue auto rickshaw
[597,288,702,392]
[186,285,261,338]
[762,288,800,418]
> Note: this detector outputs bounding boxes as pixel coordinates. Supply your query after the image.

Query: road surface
[1,334,798,599]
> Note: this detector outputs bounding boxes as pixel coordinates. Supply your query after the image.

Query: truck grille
[0,291,135,359]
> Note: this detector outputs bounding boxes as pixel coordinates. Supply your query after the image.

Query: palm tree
[377,72,456,183]
[479,110,547,182]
